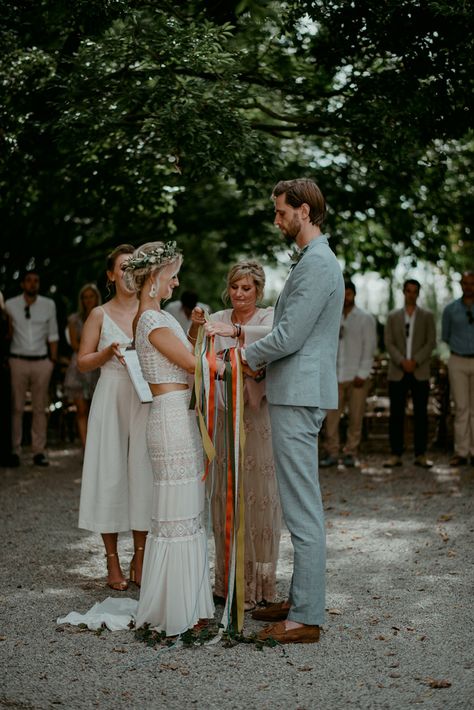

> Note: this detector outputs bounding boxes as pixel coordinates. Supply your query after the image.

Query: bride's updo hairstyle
[122,241,183,295]
[222,260,266,304]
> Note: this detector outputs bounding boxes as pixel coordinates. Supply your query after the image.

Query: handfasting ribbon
[191,323,216,467]
[192,329,246,632]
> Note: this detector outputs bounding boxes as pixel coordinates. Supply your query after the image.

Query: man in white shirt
[6,270,59,467]
[320,280,377,467]
[165,290,210,332]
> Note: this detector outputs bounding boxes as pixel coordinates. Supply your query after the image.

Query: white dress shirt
[337,305,377,382]
[404,308,417,359]
[6,294,59,357]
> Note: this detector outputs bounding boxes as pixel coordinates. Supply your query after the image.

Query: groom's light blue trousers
[268,404,327,626]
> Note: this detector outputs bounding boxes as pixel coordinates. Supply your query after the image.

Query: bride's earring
[149,283,157,298]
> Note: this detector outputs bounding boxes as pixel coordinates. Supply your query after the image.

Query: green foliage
[0,0,472,310]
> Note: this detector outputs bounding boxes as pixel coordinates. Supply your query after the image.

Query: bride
[59,242,214,637]
[125,241,214,635]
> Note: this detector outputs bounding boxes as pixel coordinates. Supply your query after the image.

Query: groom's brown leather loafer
[257,621,320,644]
[251,601,289,622]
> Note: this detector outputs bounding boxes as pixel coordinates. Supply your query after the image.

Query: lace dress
[134,309,214,634]
[78,308,153,533]
[210,308,281,605]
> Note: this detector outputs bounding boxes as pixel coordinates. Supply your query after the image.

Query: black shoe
[449,455,468,467]
[2,454,20,468]
[33,453,49,467]
[342,454,356,468]
[320,455,338,468]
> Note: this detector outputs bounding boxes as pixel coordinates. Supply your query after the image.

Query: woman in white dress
[123,241,214,636]
[78,245,153,592]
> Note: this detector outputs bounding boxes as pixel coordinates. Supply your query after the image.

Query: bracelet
[188,335,197,342]
[233,323,241,338]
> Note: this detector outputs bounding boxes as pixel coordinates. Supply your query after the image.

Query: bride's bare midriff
[149,383,189,396]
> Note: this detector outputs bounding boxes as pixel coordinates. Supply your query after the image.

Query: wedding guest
[0,291,15,467]
[320,279,377,467]
[229,178,344,645]
[165,290,210,331]
[78,245,153,592]
[63,284,101,449]
[6,269,59,467]
[192,261,281,610]
[442,270,474,466]
[383,279,436,469]
[124,241,214,635]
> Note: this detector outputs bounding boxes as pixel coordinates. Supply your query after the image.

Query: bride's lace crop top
[135,309,191,385]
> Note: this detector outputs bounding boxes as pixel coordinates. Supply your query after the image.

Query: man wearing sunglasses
[5,269,59,467]
[442,271,474,467]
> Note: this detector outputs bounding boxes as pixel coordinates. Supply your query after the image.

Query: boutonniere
[288,245,303,266]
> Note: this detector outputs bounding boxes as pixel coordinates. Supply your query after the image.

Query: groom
[243,178,344,643]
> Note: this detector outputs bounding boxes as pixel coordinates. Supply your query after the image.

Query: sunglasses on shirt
[24,305,31,319]
[467,310,474,325]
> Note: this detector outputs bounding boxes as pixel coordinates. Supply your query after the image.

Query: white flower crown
[122,241,182,271]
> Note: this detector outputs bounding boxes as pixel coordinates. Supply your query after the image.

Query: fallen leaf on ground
[438,513,453,522]
[327,608,343,615]
[297,666,313,672]
[422,677,452,689]
[438,527,449,542]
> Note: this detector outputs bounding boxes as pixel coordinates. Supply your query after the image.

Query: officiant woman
[190,260,281,610]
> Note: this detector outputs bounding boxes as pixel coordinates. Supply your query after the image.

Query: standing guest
[383,279,436,469]
[193,261,281,611]
[124,241,214,635]
[165,290,210,332]
[320,279,377,468]
[63,284,101,449]
[442,270,474,466]
[231,178,343,644]
[78,245,153,592]
[0,291,15,467]
[5,270,59,467]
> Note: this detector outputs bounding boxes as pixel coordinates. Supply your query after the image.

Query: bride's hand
[191,307,206,326]
[205,321,236,338]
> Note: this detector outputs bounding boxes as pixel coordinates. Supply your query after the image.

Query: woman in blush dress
[78,245,153,592]
[123,241,214,636]
[189,261,281,611]
[64,284,101,449]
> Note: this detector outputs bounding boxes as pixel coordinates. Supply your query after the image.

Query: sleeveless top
[135,309,190,385]
[98,308,133,373]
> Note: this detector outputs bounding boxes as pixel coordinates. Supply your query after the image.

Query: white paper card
[122,350,153,403]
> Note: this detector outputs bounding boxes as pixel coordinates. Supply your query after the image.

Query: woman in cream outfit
[125,241,214,636]
[78,245,153,592]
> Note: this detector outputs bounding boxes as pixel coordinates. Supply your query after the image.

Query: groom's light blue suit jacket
[245,236,344,409]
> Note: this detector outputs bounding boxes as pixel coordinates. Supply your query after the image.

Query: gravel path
[1,447,473,709]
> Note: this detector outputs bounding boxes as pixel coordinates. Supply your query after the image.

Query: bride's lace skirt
[135,390,214,635]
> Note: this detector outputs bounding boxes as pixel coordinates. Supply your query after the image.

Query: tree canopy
[1,0,472,309]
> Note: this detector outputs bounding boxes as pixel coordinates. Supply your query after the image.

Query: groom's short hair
[272,178,327,227]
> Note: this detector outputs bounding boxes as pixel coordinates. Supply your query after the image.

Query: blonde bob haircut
[222,260,266,304]
[123,241,183,296]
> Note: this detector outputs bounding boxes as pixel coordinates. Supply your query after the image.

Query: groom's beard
[282,215,302,245]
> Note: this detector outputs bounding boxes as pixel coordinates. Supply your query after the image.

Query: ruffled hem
[136,529,214,636]
[57,597,138,631]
